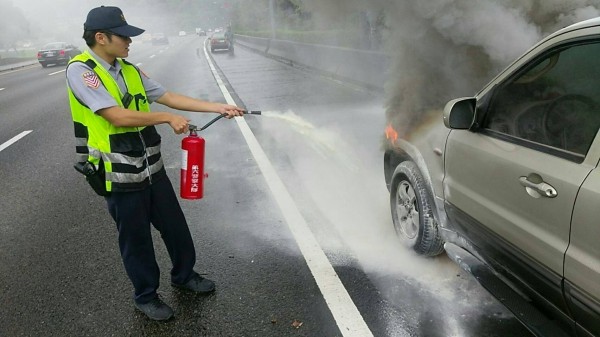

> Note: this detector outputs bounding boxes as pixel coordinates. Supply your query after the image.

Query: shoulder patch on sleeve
[82,71,100,89]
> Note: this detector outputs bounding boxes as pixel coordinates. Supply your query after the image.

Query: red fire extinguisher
[180,125,206,199]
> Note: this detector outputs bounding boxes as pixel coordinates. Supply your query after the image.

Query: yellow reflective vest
[67,51,166,192]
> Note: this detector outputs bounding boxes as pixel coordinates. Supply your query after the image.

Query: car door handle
[519,176,558,198]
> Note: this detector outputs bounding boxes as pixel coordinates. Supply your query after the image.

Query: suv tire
[390,161,444,256]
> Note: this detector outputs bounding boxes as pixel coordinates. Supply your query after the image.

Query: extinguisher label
[181,149,188,169]
[191,165,200,192]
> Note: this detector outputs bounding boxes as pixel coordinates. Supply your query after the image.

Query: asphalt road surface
[0,35,533,336]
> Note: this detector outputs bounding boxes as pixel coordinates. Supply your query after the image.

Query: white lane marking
[136,63,143,67]
[48,69,66,76]
[149,55,156,59]
[203,47,374,337]
[0,88,5,91]
[0,130,33,153]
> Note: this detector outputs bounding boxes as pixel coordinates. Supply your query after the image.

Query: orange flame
[385,124,398,144]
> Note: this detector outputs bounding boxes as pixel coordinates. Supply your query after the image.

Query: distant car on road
[178,31,187,37]
[209,31,233,53]
[37,42,81,67]
[151,33,169,45]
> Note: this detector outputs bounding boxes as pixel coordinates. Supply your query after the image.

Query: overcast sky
[10,0,199,44]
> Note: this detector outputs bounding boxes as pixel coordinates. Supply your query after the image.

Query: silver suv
[384,17,600,337]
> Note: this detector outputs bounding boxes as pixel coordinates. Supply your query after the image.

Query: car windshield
[42,42,65,50]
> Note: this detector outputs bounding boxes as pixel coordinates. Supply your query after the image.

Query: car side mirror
[443,97,476,129]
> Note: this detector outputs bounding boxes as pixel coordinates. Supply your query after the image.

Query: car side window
[484,41,600,159]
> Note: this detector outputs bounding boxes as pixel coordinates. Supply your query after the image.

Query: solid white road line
[0,88,5,91]
[0,130,33,153]
[203,47,374,337]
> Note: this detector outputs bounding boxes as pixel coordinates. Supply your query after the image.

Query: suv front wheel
[390,161,444,256]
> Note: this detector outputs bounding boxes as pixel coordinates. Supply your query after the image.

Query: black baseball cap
[84,6,145,37]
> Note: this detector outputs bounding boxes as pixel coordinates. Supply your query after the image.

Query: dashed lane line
[203,45,375,337]
[0,130,33,153]
[48,69,66,76]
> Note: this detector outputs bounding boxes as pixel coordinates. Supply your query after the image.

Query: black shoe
[134,297,174,321]
[172,274,216,294]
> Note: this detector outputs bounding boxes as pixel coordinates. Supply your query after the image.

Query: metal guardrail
[0,60,39,73]
[234,34,390,91]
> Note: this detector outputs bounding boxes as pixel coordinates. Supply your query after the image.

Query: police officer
[66,6,244,321]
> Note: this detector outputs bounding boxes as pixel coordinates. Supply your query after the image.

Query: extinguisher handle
[190,114,227,132]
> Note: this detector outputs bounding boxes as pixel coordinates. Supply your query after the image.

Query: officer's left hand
[168,113,191,134]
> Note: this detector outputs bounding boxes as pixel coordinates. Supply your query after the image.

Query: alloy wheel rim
[395,180,419,239]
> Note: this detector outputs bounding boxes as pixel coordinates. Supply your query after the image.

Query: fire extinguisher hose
[188,111,261,132]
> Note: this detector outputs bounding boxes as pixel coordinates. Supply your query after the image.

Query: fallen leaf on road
[291,319,303,329]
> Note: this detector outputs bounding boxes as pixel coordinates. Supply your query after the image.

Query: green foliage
[231,0,370,49]
[0,48,37,66]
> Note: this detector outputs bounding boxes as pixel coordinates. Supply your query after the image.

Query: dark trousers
[106,176,196,304]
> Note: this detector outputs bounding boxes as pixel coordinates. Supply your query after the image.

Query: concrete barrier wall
[234,34,390,91]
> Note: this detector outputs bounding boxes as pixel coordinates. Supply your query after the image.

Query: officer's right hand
[169,114,191,134]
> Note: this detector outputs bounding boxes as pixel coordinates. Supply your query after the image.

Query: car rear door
[444,38,600,314]
[565,164,600,336]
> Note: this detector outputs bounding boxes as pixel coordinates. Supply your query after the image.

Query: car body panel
[444,130,592,276]
[565,166,600,336]
[444,201,574,329]
[443,129,592,318]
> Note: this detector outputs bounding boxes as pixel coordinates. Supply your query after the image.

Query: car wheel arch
[385,142,445,228]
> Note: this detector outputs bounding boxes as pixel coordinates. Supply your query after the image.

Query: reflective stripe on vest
[67,51,163,192]
[106,156,164,183]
